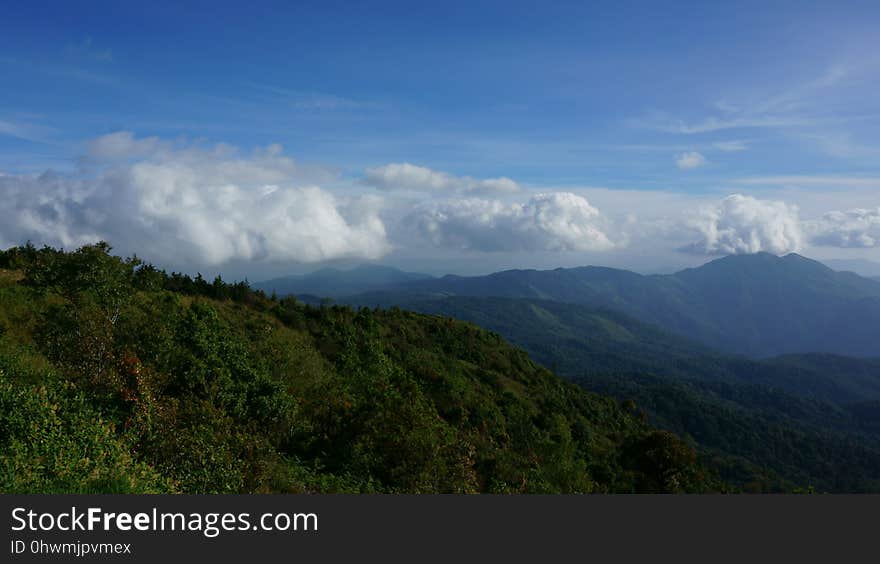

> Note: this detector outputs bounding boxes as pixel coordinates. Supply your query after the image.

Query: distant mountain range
[333,253,880,358]
[253,264,432,298]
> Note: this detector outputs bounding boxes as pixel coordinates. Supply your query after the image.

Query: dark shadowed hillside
[367,295,880,491]
[401,296,880,403]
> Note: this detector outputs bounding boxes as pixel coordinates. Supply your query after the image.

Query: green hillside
[0,243,719,494]
[393,295,880,491]
[404,296,880,405]
[405,296,712,376]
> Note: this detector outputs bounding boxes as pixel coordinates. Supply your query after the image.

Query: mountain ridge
[337,253,880,357]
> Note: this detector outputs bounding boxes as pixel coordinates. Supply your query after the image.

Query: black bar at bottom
[1,495,875,562]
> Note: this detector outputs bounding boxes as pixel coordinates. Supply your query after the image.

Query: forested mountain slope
[395,296,880,491]
[0,243,718,494]
[404,296,880,405]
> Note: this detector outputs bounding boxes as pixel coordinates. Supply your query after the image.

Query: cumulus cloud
[675,151,707,170]
[404,192,615,252]
[0,133,389,266]
[806,207,880,248]
[362,162,520,194]
[683,194,804,255]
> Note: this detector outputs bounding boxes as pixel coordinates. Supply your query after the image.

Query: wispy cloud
[635,64,859,135]
[713,140,749,152]
[0,118,56,144]
[1,54,117,86]
[652,115,817,134]
[802,132,880,160]
[246,83,385,112]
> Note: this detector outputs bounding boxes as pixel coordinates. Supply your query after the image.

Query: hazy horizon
[250,251,880,283]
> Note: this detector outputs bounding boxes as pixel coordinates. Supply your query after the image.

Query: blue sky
[2,1,880,277]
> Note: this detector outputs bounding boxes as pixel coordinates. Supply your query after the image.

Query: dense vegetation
[0,243,720,494]
[402,297,880,405]
[579,374,880,492]
[391,296,880,492]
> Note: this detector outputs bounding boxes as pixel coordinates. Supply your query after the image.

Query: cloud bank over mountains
[403,192,615,253]
[2,131,879,269]
[806,208,880,248]
[0,135,389,266]
[681,196,880,255]
[684,194,804,255]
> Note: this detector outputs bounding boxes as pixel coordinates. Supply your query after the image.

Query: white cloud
[474,176,520,194]
[9,130,880,270]
[806,208,880,248]
[0,133,389,266]
[675,151,707,170]
[405,192,615,253]
[364,163,456,191]
[683,194,804,255]
[362,162,520,194]
[0,171,103,251]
